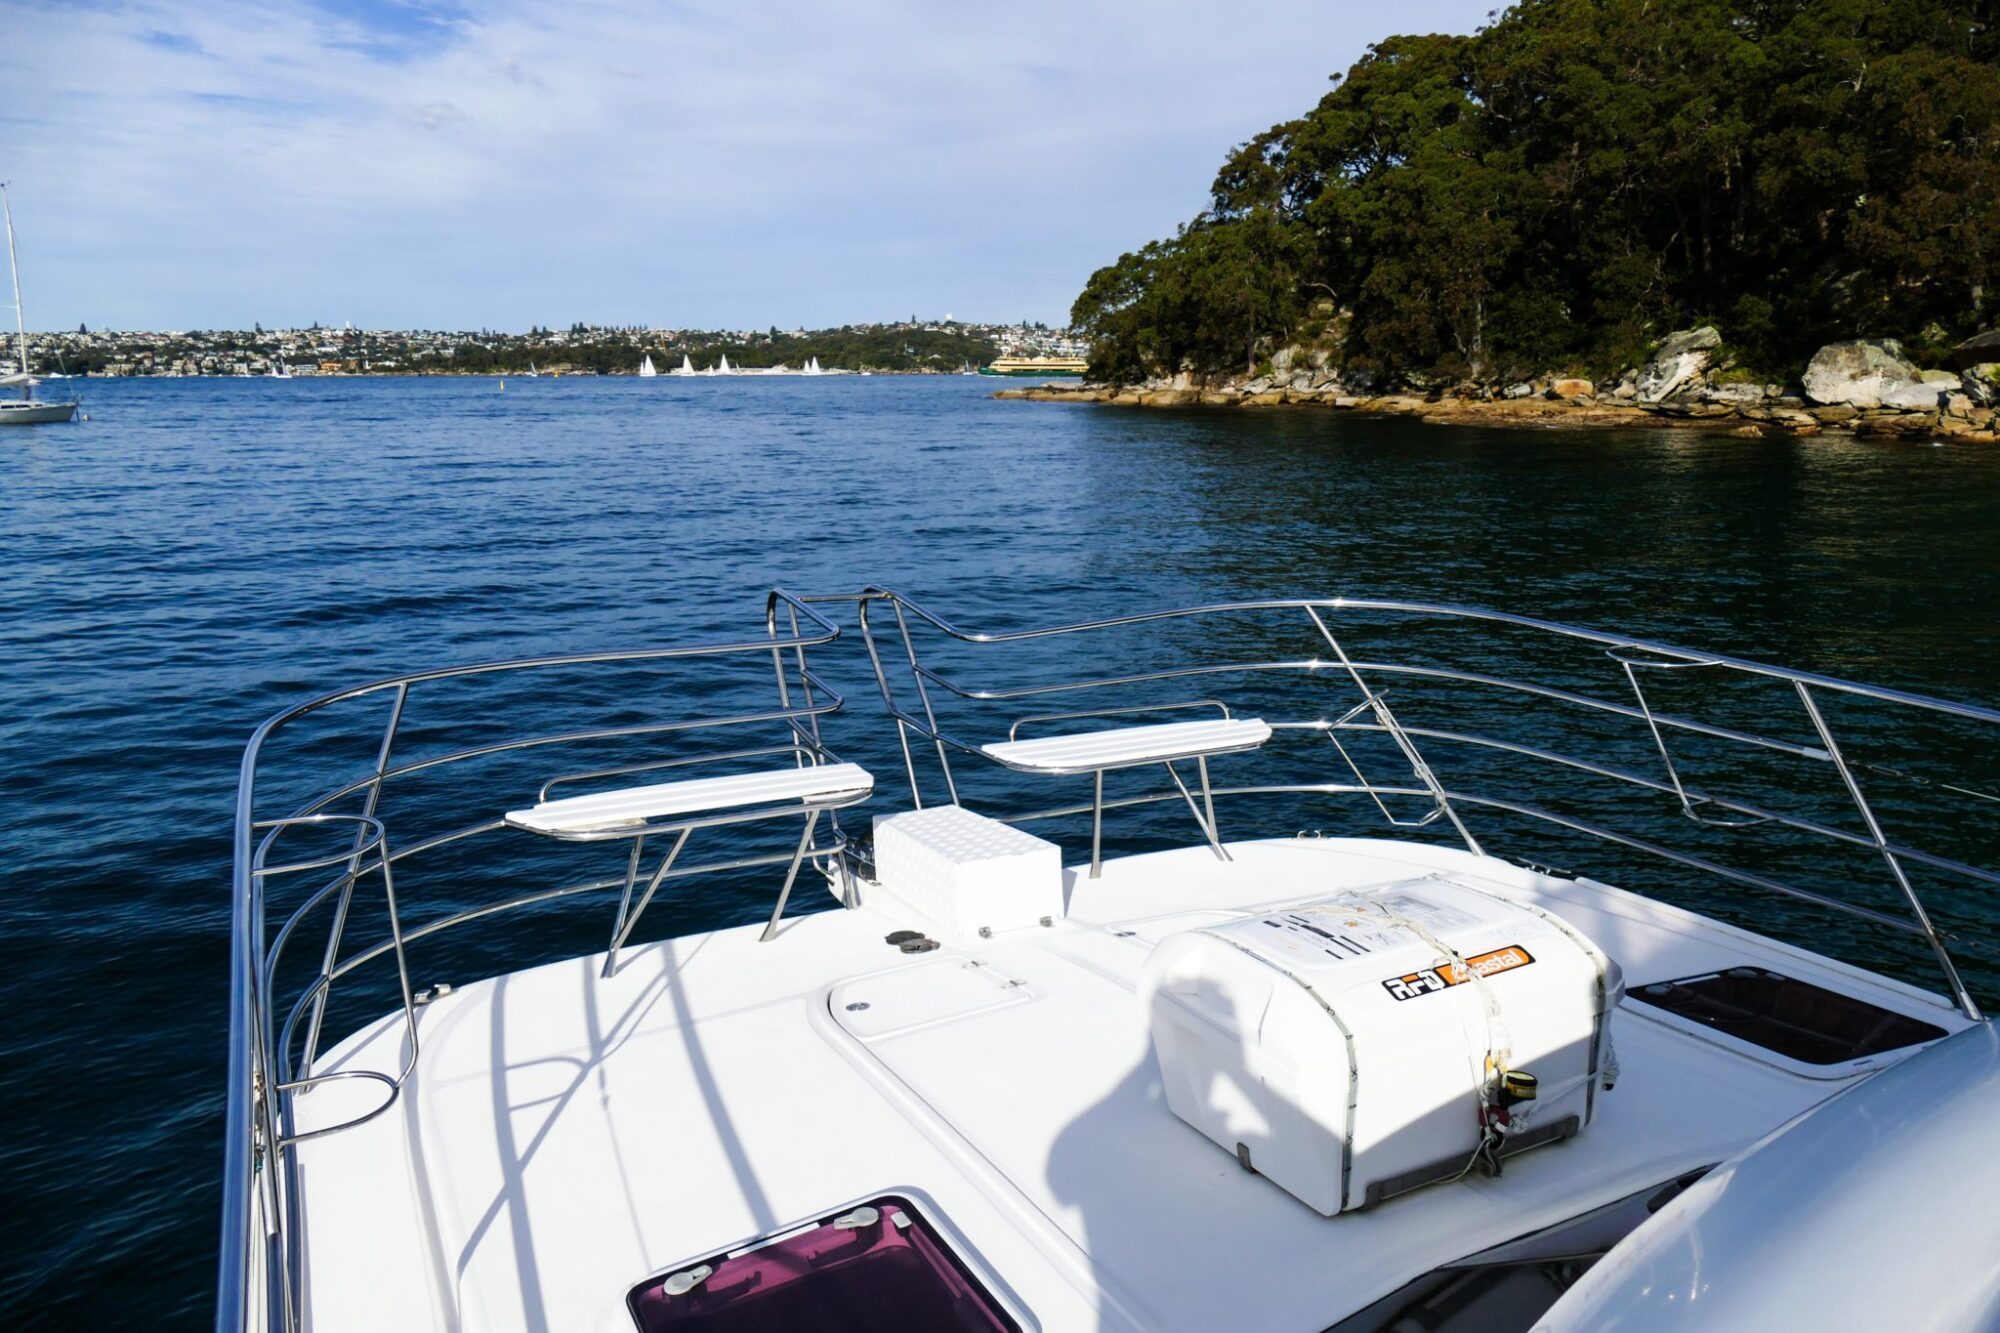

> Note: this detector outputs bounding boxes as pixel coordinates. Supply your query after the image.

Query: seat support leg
[1090,770,1104,879]
[761,811,821,942]
[607,834,646,961]
[603,828,688,979]
[1166,760,1231,862]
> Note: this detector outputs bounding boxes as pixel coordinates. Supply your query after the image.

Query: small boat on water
[637,355,658,378]
[0,184,79,427]
[803,356,824,376]
[674,355,695,376]
[218,590,2000,1332]
[268,359,292,379]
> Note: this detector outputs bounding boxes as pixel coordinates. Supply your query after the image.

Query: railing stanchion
[1795,682,1984,1021]
[1304,605,1483,857]
[300,682,408,1080]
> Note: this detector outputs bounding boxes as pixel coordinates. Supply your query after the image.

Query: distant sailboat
[0,183,80,426]
[524,362,541,379]
[638,355,658,378]
[675,355,695,376]
[719,354,732,375]
[803,357,823,376]
[269,359,292,379]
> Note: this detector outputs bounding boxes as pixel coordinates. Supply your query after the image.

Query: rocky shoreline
[995,328,2000,444]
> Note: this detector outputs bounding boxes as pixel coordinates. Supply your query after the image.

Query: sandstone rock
[1950,329,2000,370]
[1852,410,1937,437]
[1612,380,1638,399]
[1333,396,1361,409]
[1809,404,1859,424]
[1270,347,1296,374]
[1963,364,2000,406]
[1551,377,1594,400]
[1198,390,1236,406]
[1242,377,1273,395]
[1802,339,1952,410]
[1504,382,1536,399]
[1945,393,1977,419]
[1728,425,1766,438]
[1643,400,1735,419]
[1242,390,1289,406]
[1699,382,1769,406]
[1635,326,1722,402]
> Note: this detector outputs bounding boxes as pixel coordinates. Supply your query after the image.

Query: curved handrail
[844,587,1991,1023]
[220,595,848,1333]
[858,587,2000,724]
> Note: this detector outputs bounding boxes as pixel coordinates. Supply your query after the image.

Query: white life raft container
[1140,876,1623,1215]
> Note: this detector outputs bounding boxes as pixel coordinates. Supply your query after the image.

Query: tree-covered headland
[1072,0,2000,388]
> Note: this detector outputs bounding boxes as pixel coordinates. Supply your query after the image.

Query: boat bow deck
[290,837,1959,1332]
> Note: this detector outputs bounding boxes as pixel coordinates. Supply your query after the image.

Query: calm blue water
[6,375,2000,1326]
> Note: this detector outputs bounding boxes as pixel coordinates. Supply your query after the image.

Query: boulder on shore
[1803,340,1955,410]
[1963,364,2000,407]
[1550,377,1594,400]
[1634,327,1721,402]
[1950,329,2000,371]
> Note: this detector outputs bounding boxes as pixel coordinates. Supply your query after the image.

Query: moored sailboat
[0,183,80,426]
[638,354,658,378]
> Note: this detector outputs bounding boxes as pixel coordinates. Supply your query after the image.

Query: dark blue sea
[6,375,2000,1326]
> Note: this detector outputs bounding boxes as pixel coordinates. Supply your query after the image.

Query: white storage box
[1141,877,1622,1215]
[871,805,1064,936]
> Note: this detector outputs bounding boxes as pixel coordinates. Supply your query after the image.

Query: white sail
[719,354,731,375]
[677,355,695,375]
[4,185,29,383]
[1,184,78,421]
[638,354,658,378]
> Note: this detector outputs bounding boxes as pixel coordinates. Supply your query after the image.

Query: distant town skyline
[3,0,1495,331]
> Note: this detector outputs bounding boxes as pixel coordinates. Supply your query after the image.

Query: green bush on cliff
[1072,0,2000,385]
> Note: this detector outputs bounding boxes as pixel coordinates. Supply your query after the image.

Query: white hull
[0,398,78,425]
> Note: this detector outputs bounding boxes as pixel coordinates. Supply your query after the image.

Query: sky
[2,0,1498,331]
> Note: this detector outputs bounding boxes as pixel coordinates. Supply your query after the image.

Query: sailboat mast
[2,184,30,378]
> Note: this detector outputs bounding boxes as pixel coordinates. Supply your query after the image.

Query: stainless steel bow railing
[827,589,1996,1025]
[219,592,849,1333]
[221,587,2000,1331]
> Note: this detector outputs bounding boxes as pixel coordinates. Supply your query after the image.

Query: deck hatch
[626,1194,1021,1331]
[1629,966,1946,1063]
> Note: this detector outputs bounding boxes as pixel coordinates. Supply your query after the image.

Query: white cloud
[0,0,1498,329]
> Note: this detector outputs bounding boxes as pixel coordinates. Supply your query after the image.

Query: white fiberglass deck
[291,836,1967,1332]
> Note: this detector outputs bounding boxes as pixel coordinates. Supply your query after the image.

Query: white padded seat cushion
[507,763,872,834]
[982,718,1270,773]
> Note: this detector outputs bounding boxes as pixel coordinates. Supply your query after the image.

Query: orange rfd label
[1381,945,1535,1001]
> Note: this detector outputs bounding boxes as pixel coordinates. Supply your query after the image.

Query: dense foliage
[1073,0,2000,385]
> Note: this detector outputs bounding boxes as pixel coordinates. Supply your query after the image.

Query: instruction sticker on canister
[1382,945,1535,1001]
